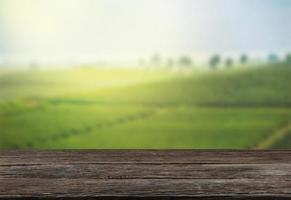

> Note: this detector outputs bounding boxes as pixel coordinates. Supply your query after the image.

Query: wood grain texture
[1,150,291,199]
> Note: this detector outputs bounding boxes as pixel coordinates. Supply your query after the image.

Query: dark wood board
[1,150,291,199]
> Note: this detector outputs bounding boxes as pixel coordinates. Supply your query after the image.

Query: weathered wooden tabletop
[1,150,291,199]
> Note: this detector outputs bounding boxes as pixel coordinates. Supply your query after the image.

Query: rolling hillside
[0,63,291,149]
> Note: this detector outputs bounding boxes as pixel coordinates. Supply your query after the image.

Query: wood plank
[1,150,291,199]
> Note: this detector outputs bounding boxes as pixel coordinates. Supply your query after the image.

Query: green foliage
[286,54,291,63]
[240,54,248,64]
[225,58,234,68]
[151,54,161,66]
[1,63,291,149]
[209,55,221,70]
[179,56,192,68]
[42,107,291,149]
[272,131,291,148]
[268,53,279,63]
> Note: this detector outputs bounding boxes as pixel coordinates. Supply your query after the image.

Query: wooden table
[1,150,291,199]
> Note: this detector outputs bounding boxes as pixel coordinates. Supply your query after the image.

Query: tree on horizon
[209,54,221,70]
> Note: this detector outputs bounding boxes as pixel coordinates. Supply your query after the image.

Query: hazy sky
[0,0,291,62]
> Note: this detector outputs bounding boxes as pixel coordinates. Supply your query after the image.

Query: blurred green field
[0,63,291,149]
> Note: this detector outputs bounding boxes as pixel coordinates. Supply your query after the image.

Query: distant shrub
[240,54,248,64]
[209,55,221,70]
[179,56,193,68]
[151,54,161,66]
[268,53,279,63]
[286,54,291,63]
[225,58,234,68]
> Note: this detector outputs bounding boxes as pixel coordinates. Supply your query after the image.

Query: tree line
[139,53,291,70]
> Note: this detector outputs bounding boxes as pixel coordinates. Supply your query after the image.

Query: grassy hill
[96,63,291,106]
[0,63,291,149]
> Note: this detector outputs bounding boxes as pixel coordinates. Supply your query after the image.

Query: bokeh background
[0,0,291,149]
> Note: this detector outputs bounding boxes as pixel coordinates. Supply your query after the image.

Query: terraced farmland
[0,63,291,149]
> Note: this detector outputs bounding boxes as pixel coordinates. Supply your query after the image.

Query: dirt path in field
[21,107,169,148]
[255,123,291,149]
